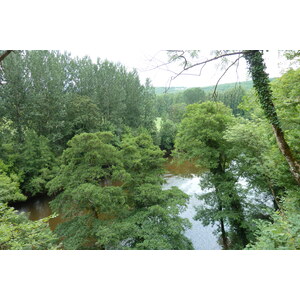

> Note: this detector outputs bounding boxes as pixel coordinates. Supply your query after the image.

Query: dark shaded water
[13,159,221,249]
[13,196,62,231]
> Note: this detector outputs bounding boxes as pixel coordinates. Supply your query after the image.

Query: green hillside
[155,86,187,94]
[201,80,254,93]
[155,78,278,95]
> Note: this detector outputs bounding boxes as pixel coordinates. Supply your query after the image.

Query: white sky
[3,1,299,89]
[67,49,292,88]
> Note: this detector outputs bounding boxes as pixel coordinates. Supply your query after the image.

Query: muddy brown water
[13,195,62,231]
[12,159,221,249]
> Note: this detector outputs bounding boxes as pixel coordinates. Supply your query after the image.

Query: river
[164,160,221,250]
[13,195,62,231]
[13,159,221,250]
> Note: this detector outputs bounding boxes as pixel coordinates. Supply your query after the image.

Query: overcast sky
[66,49,291,88]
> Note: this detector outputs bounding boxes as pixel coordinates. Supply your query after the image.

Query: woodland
[1,50,300,250]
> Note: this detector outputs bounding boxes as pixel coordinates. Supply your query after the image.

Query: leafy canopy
[47,131,192,250]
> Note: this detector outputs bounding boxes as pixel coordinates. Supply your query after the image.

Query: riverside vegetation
[1,50,300,250]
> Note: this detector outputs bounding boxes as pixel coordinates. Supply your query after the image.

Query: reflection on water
[12,158,221,250]
[164,159,221,249]
[13,196,62,231]
[164,157,205,178]
[163,174,221,250]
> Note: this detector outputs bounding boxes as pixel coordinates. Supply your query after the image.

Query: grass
[155,117,162,131]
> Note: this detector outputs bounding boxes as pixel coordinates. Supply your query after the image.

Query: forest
[1,50,300,250]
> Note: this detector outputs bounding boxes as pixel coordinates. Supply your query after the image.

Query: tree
[19,130,56,196]
[0,51,30,143]
[24,51,73,150]
[0,157,58,250]
[47,131,192,250]
[0,169,26,203]
[0,202,58,250]
[158,119,178,153]
[243,50,300,185]
[140,78,156,131]
[211,86,246,116]
[65,94,101,137]
[175,101,249,249]
[166,50,300,185]
[247,190,300,250]
[183,87,206,105]
[168,102,187,123]
[224,118,283,210]
[271,68,300,157]
[1,50,157,152]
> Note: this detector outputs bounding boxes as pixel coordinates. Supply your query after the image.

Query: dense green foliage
[0,158,58,249]
[0,50,159,198]
[245,67,300,249]
[1,49,300,250]
[0,51,156,152]
[247,191,300,250]
[47,131,192,250]
[210,86,246,116]
[0,166,26,203]
[158,119,178,152]
[154,85,247,153]
[0,202,58,250]
[174,102,253,249]
[1,50,187,250]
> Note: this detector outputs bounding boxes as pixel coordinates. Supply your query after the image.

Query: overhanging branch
[167,50,246,89]
[212,55,243,99]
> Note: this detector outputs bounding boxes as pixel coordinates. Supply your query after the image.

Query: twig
[168,51,245,87]
[212,55,243,99]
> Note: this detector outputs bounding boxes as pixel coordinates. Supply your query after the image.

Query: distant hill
[201,80,254,93]
[155,78,277,95]
[155,87,187,94]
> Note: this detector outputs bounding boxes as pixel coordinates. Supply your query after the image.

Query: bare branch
[167,50,246,88]
[172,51,245,71]
[176,50,188,69]
[198,62,207,77]
[212,55,243,99]
[234,56,241,90]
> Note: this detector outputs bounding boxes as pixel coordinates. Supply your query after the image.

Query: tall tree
[0,51,30,142]
[183,87,205,105]
[47,131,192,250]
[166,50,300,185]
[243,50,300,185]
[175,101,249,249]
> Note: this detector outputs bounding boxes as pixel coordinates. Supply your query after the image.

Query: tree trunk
[272,125,300,184]
[244,50,300,186]
[220,217,229,250]
[228,197,249,248]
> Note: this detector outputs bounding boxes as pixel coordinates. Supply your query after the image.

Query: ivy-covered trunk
[244,50,300,186]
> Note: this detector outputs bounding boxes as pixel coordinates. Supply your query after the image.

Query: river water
[163,160,221,250]
[163,175,220,250]
[13,196,62,231]
[13,159,221,250]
